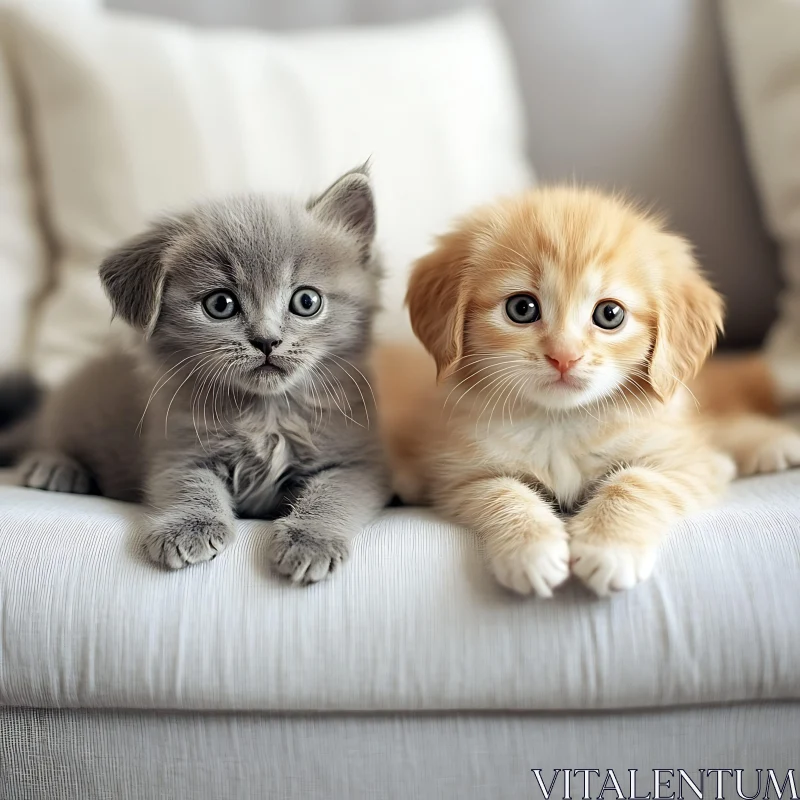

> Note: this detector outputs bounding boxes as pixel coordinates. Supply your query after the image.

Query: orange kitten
[387,187,756,598]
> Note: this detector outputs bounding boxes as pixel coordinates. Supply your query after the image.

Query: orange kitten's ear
[406,227,472,381]
[648,237,725,402]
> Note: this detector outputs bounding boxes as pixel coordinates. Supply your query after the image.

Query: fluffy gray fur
[17,166,391,583]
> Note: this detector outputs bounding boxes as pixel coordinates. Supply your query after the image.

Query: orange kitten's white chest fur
[483,413,610,509]
[488,390,695,502]
[445,390,689,512]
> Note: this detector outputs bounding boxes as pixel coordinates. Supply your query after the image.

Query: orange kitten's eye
[505,294,541,324]
[592,301,625,330]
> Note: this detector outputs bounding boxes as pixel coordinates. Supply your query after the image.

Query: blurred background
[0,0,792,387]
[104,0,779,350]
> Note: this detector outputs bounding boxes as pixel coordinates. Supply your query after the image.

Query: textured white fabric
[1,473,799,713]
[4,3,532,385]
[2,704,798,799]
[721,2,800,404]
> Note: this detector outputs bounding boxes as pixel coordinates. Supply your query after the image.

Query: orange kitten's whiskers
[442,359,530,419]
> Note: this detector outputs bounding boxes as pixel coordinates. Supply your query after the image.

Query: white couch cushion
[1,473,798,712]
[4,3,532,385]
[721,1,800,405]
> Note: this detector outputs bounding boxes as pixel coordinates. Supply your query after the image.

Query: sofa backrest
[106,0,780,348]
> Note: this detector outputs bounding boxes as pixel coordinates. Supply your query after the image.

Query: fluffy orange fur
[692,353,800,475]
[377,187,800,598]
[692,352,778,416]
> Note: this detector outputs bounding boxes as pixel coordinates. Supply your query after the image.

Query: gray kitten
[16,166,391,583]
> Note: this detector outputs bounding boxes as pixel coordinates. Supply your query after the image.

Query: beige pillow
[5,3,533,385]
[0,0,103,371]
[0,7,46,369]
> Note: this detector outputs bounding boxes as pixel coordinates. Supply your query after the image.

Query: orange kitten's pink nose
[545,353,583,374]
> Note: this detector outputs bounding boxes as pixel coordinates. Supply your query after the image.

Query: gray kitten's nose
[250,337,281,357]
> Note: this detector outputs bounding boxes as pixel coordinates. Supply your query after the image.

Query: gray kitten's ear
[99,220,177,336]
[307,163,376,248]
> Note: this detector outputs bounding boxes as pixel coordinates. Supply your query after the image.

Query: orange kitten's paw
[739,430,800,476]
[569,539,657,597]
[489,534,570,598]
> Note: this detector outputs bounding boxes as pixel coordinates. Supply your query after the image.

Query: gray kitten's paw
[145,514,234,570]
[268,521,349,584]
[20,451,93,494]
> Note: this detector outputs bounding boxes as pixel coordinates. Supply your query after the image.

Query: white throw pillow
[721,1,800,406]
[0,0,101,371]
[5,4,532,385]
[0,46,42,369]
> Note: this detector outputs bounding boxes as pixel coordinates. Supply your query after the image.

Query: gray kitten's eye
[202,290,238,320]
[592,300,625,330]
[289,287,322,317]
[505,294,541,324]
